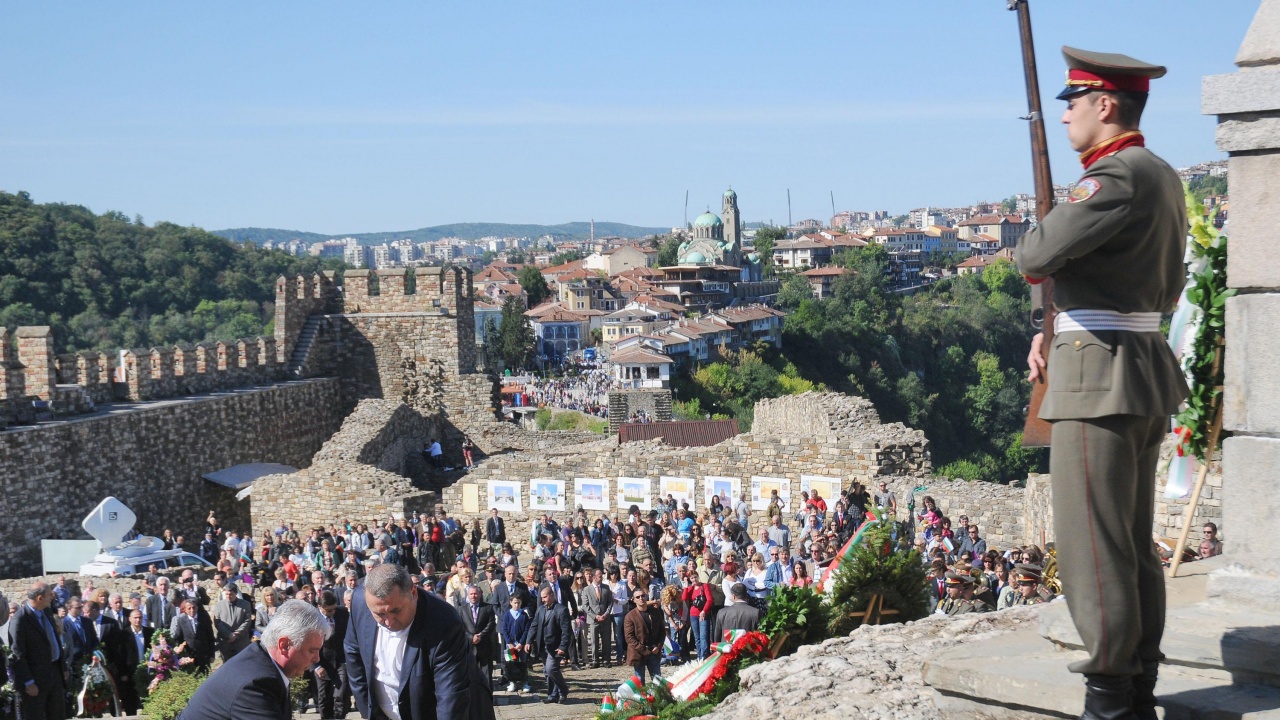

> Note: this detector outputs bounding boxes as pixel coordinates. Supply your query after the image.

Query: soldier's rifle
[1009,0,1055,448]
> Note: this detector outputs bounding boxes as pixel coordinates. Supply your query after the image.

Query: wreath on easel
[1166,188,1232,488]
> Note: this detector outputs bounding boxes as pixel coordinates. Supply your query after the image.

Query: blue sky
[0,2,1257,235]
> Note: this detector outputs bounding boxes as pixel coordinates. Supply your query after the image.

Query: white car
[79,535,214,577]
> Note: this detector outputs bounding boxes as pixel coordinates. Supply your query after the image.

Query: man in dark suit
[8,582,67,720]
[170,599,216,673]
[315,591,350,720]
[114,609,152,715]
[490,566,531,615]
[523,586,571,704]
[146,577,179,632]
[61,597,97,668]
[178,600,329,720]
[581,568,614,668]
[484,509,505,558]
[713,584,763,640]
[458,586,496,684]
[173,570,212,607]
[538,567,578,617]
[345,563,494,720]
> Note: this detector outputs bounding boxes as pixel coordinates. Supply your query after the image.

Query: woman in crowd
[686,523,706,557]
[498,542,520,571]
[607,567,630,666]
[469,519,483,558]
[660,584,687,663]
[743,554,770,607]
[570,572,589,670]
[415,529,434,574]
[708,495,725,522]
[682,569,714,660]
[790,560,813,588]
[255,589,282,634]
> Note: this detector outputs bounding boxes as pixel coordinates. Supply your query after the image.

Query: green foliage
[516,265,552,307]
[0,190,343,353]
[1186,174,1227,202]
[656,234,682,267]
[827,522,929,635]
[496,296,536,371]
[595,679,731,720]
[775,247,1045,483]
[535,406,553,430]
[758,584,830,657]
[141,671,206,720]
[776,272,814,309]
[550,249,582,266]
[540,409,606,433]
[752,226,787,277]
[1175,189,1233,461]
[680,346,824,431]
[289,676,311,707]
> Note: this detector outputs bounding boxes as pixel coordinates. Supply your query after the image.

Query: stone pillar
[15,327,55,401]
[1203,0,1280,606]
[343,270,371,313]
[0,327,11,401]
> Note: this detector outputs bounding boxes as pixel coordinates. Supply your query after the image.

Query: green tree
[656,234,682,267]
[517,266,551,307]
[752,226,786,277]
[550,249,581,266]
[776,272,814,309]
[496,295,536,370]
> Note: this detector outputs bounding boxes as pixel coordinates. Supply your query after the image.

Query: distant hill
[213,221,673,246]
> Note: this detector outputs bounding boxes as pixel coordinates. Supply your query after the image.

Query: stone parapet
[0,378,343,577]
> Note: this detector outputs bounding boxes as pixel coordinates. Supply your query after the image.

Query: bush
[827,521,929,636]
[142,671,206,720]
[535,407,552,430]
[758,584,830,657]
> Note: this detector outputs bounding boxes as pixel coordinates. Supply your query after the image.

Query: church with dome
[675,188,763,281]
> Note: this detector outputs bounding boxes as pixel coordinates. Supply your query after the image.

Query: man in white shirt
[345,564,494,720]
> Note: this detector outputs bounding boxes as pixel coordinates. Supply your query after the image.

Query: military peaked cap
[1057,46,1167,100]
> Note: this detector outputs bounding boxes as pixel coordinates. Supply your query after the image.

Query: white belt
[1054,309,1162,334]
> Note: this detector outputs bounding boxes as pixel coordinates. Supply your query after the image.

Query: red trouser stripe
[1081,422,1109,672]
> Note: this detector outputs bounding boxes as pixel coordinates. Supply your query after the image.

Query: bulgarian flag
[501,644,519,663]
[669,630,769,701]
[817,506,886,594]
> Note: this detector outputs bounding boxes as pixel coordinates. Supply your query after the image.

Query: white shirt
[373,624,410,720]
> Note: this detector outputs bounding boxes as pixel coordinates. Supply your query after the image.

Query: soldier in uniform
[935,572,977,616]
[1009,564,1055,607]
[1016,47,1187,720]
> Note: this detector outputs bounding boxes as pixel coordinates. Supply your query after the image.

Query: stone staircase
[924,556,1280,719]
[286,316,322,377]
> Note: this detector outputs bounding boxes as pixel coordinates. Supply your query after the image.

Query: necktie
[36,610,59,661]
[472,606,478,623]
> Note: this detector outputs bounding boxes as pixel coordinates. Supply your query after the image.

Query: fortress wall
[250,399,442,538]
[0,378,342,577]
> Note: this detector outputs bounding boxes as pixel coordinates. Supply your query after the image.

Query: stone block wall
[274,273,338,365]
[15,327,54,401]
[608,389,672,433]
[0,378,343,577]
[251,399,442,538]
[337,266,473,316]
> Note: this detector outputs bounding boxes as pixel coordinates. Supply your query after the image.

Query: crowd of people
[519,370,610,417]
[0,485,1227,718]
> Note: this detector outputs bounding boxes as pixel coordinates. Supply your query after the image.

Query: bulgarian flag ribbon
[599,694,616,713]
[668,630,770,702]
[817,509,885,594]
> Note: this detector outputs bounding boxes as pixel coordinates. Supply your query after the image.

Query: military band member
[935,572,977,617]
[1009,564,1055,607]
[1016,46,1187,720]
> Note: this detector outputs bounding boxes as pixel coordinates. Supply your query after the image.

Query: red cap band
[1066,69,1150,94]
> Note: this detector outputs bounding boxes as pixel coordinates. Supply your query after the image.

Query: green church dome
[684,251,707,264]
[724,188,737,200]
[693,212,722,227]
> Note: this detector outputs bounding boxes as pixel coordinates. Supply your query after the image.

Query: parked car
[79,535,214,577]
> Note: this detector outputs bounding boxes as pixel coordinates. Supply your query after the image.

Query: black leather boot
[1131,663,1159,720]
[1081,674,1137,720]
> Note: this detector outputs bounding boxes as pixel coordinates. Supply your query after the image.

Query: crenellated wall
[0,378,343,576]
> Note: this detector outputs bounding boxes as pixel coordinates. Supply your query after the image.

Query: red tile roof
[618,419,739,447]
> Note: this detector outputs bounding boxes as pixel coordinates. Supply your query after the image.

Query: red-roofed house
[801,265,847,298]
[957,214,1030,248]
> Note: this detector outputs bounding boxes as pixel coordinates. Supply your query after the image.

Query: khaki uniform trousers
[1050,414,1167,676]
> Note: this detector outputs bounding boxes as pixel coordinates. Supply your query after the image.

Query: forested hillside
[0,191,342,353]
[677,245,1045,483]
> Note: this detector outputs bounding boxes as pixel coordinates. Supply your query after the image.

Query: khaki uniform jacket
[1016,146,1189,420]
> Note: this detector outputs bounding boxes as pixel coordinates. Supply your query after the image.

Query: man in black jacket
[8,583,66,720]
[314,591,349,720]
[178,600,329,720]
[484,509,505,558]
[538,567,578,616]
[170,598,216,673]
[523,586,571,704]
[713,584,762,640]
[458,586,497,683]
[145,577,179,631]
[115,609,152,715]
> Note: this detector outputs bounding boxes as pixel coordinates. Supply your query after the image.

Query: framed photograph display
[751,475,791,511]
[616,476,651,512]
[703,476,740,511]
[659,476,696,509]
[487,480,523,512]
[801,475,843,506]
[529,478,566,512]
[574,478,610,512]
